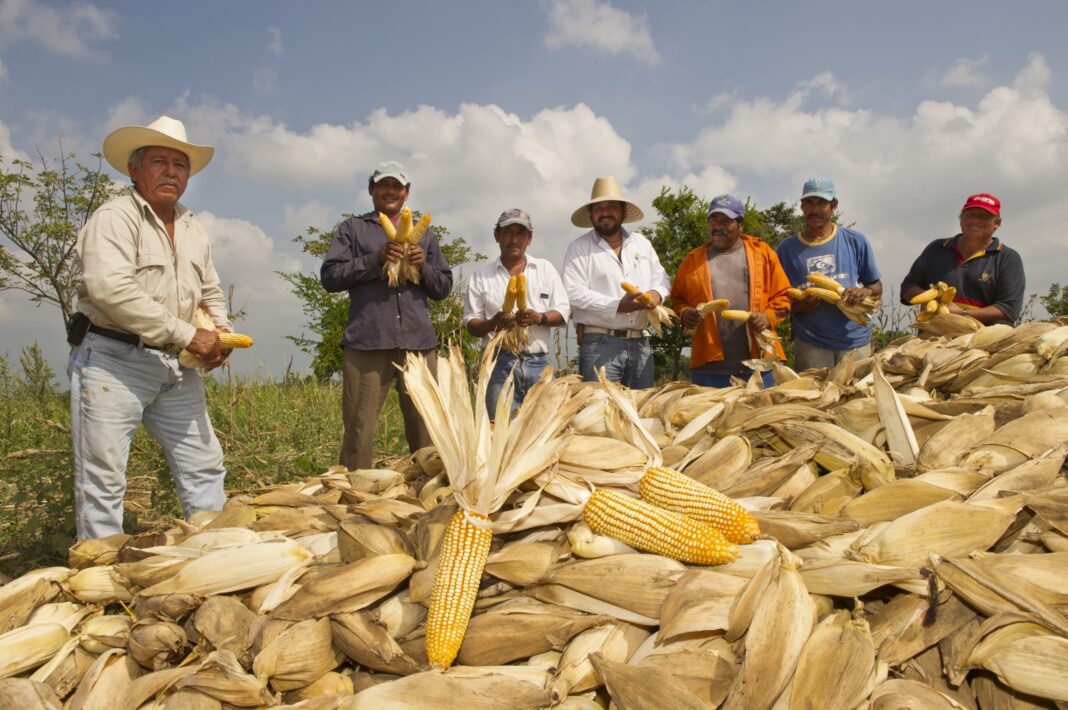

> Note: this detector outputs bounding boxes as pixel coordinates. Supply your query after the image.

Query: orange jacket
[670,235,792,368]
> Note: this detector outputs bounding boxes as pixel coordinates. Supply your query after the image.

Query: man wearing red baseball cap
[900,193,1025,325]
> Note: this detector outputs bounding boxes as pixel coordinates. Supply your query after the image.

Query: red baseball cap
[962,193,1000,216]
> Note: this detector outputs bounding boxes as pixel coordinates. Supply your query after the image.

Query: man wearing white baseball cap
[69,115,231,538]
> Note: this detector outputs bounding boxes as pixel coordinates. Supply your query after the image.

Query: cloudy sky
[2,0,1066,378]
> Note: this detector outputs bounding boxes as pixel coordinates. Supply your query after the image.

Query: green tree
[0,151,120,326]
[279,216,485,380]
[1041,283,1068,318]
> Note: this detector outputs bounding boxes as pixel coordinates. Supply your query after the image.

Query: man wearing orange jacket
[672,194,792,388]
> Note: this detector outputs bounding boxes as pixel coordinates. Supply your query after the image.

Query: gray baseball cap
[495,208,533,231]
[371,160,410,185]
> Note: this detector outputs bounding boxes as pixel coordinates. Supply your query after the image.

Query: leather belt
[581,325,648,339]
[89,324,168,351]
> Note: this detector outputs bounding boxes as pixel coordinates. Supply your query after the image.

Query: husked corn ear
[378,212,397,240]
[910,286,940,304]
[501,275,518,312]
[394,206,413,242]
[939,285,957,305]
[516,273,528,311]
[639,466,761,544]
[924,299,939,314]
[785,287,806,299]
[806,273,844,293]
[219,332,253,349]
[425,510,493,670]
[696,299,730,315]
[407,213,432,244]
[807,287,842,305]
[582,489,738,566]
[721,309,752,322]
[622,282,653,305]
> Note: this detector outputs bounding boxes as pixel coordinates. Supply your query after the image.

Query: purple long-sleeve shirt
[320,212,453,350]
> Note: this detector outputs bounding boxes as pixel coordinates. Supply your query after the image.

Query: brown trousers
[340,347,435,470]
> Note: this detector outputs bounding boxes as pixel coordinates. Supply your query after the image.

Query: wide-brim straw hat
[570,176,645,228]
[103,115,214,177]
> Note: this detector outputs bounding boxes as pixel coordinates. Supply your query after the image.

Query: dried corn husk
[269,553,414,620]
[253,617,342,692]
[0,622,69,679]
[789,611,879,710]
[331,611,423,675]
[549,622,647,700]
[138,539,311,596]
[127,620,187,670]
[0,678,62,710]
[66,566,132,604]
[346,667,551,709]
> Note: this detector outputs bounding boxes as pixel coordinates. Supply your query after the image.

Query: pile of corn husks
[3,319,1068,709]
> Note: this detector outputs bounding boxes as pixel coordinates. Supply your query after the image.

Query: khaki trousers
[340,347,435,470]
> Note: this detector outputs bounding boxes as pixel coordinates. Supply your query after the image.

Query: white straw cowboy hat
[103,115,214,177]
[570,176,645,228]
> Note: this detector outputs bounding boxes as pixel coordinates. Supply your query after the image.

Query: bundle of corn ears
[500,274,530,355]
[909,281,983,336]
[621,282,677,336]
[379,206,432,287]
[786,273,881,326]
[720,309,781,358]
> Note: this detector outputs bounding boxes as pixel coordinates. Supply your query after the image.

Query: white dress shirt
[463,254,570,354]
[561,228,671,331]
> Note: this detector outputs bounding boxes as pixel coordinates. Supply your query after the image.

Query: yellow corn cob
[939,285,957,306]
[807,287,842,305]
[806,273,844,293]
[516,273,528,311]
[924,299,940,314]
[582,489,738,565]
[696,299,730,315]
[638,466,761,544]
[910,286,940,305]
[425,510,493,669]
[394,206,413,243]
[219,332,254,349]
[501,275,518,312]
[406,213,432,244]
[622,281,654,305]
[785,287,806,299]
[721,309,752,322]
[378,213,397,240]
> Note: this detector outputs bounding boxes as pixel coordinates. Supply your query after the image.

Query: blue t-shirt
[776,226,881,350]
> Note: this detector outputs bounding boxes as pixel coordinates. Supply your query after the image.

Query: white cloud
[930,54,989,88]
[282,200,341,238]
[252,66,277,95]
[0,57,7,85]
[543,0,660,65]
[0,0,118,59]
[0,119,29,161]
[266,26,283,56]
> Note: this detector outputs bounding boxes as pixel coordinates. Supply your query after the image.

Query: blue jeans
[578,333,653,389]
[68,333,226,539]
[691,370,775,388]
[486,352,550,420]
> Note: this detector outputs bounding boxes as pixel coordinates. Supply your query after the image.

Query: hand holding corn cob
[721,308,780,357]
[681,299,730,335]
[500,274,530,354]
[796,273,881,326]
[909,282,981,335]
[178,306,254,370]
[620,282,678,336]
[380,206,432,287]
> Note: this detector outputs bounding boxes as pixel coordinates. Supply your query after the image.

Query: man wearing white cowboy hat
[68,115,231,539]
[562,176,671,388]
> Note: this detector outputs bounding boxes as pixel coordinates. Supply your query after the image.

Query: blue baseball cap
[801,176,836,201]
[708,194,744,220]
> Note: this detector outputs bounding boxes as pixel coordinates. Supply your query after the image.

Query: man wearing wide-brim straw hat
[69,115,232,539]
[562,176,671,388]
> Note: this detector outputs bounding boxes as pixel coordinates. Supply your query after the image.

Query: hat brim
[571,197,645,228]
[800,191,836,201]
[103,126,214,177]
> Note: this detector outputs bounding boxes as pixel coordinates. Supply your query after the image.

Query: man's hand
[946,302,966,315]
[378,241,405,265]
[792,291,822,313]
[747,311,771,332]
[186,328,224,369]
[681,307,702,329]
[405,243,426,268]
[516,309,543,327]
[491,311,516,331]
[618,291,648,313]
[841,286,872,305]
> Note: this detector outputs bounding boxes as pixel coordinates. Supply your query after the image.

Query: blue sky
[2,0,1067,377]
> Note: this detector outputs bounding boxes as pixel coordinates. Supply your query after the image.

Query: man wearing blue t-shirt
[776,177,883,371]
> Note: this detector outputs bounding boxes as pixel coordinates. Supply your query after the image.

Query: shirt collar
[131,188,189,222]
[943,234,1002,255]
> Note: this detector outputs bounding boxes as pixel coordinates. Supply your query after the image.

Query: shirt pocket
[135,252,171,302]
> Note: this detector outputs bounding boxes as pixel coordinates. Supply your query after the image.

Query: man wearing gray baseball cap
[321,160,454,469]
[464,208,569,418]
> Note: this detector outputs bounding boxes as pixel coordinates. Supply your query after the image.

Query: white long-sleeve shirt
[561,228,671,331]
[463,255,570,354]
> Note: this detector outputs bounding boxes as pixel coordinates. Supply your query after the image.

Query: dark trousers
[340,347,435,470]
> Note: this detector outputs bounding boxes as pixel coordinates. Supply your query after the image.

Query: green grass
[0,346,410,576]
